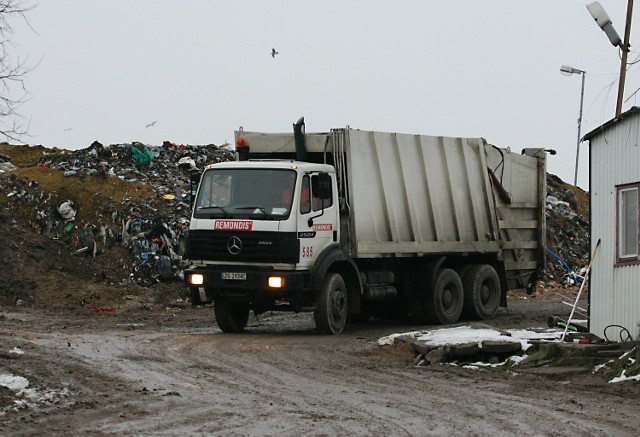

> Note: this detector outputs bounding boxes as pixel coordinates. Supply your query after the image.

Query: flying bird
[271,48,279,58]
[146,121,157,128]
[63,128,73,132]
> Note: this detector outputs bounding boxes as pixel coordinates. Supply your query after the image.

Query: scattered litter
[57,201,76,221]
[84,305,116,313]
[547,316,588,333]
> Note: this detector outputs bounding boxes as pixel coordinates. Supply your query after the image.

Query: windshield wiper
[235,206,271,218]
[196,205,230,218]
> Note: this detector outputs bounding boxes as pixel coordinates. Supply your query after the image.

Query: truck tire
[189,287,202,306]
[425,268,463,324]
[402,273,428,324]
[347,305,372,324]
[214,298,250,333]
[314,272,348,335]
[462,264,500,320]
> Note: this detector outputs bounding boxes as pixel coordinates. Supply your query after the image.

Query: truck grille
[187,230,299,263]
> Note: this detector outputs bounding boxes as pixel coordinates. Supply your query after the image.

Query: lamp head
[586,2,623,47]
[560,65,584,76]
[587,2,612,29]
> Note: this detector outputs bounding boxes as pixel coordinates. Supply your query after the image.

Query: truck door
[296,173,337,268]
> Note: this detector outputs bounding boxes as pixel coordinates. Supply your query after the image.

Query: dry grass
[0,143,68,167]
[2,166,154,225]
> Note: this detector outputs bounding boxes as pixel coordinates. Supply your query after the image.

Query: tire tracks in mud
[2,308,640,436]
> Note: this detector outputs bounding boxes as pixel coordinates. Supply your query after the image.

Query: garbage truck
[185,118,547,334]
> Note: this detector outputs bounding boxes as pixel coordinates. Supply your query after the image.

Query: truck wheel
[314,273,348,335]
[402,273,429,324]
[214,298,250,333]
[347,306,372,324]
[425,269,463,324]
[462,264,500,320]
[189,287,202,306]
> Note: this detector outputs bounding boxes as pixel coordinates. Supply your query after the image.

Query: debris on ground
[378,324,558,366]
[379,325,640,383]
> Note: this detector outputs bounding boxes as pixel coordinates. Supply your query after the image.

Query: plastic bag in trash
[0,161,18,173]
[157,255,172,279]
[132,239,152,258]
[132,144,154,167]
[58,201,76,221]
[177,157,197,170]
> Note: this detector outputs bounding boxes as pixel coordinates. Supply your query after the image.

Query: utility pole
[616,0,634,117]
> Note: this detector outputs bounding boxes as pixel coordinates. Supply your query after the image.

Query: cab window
[311,174,332,211]
[300,175,311,214]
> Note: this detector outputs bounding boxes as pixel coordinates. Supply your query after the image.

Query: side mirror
[190,171,202,210]
[312,173,331,199]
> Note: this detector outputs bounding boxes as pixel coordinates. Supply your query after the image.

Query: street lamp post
[587,1,634,117]
[561,65,586,187]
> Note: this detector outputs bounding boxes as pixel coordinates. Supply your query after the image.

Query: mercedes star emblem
[227,236,242,255]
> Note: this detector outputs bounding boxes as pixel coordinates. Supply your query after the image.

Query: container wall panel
[346,130,497,255]
[589,114,640,341]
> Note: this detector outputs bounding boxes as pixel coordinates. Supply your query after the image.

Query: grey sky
[10,1,640,188]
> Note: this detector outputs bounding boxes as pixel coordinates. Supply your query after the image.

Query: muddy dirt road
[2,294,640,436]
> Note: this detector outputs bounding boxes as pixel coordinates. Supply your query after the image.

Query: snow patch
[0,373,70,415]
[609,370,640,383]
[0,373,29,392]
[378,326,558,352]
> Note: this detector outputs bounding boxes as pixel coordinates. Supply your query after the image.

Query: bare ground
[1,291,640,436]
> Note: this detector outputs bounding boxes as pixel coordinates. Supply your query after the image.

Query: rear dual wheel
[425,268,464,324]
[462,264,501,320]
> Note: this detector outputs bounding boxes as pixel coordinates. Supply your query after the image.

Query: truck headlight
[189,274,204,286]
[268,276,284,288]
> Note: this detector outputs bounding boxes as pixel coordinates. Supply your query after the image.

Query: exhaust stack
[293,117,309,162]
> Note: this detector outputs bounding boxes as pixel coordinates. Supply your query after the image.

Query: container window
[616,184,640,265]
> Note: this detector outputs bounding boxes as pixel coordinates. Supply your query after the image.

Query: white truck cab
[185,159,349,333]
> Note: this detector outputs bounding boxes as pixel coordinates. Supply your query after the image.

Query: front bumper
[184,266,311,305]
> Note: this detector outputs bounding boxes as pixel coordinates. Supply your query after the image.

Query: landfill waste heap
[543,174,590,289]
[0,141,589,308]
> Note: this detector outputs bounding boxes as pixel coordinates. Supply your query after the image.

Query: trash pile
[0,140,235,287]
[0,152,18,173]
[544,174,590,288]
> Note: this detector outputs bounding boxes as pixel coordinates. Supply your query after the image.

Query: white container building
[584,106,640,342]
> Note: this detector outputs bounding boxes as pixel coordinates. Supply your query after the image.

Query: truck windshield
[193,168,297,220]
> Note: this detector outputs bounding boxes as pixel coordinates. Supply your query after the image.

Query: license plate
[222,272,246,280]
